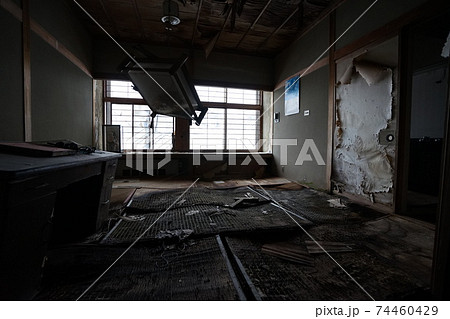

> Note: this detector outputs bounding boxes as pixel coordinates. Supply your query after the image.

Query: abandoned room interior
[1,0,450,302]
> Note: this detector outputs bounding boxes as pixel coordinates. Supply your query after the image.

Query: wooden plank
[30,20,92,77]
[0,0,22,21]
[326,10,336,192]
[22,0,32,142]
[305,240,355,254]
[191,0,203,46]
[2,0,91,77]
[236,0,272,49]
[262,247,313,260]
[0,142,76,157]
[261,243,315,266]
[173,118,190,151]
[262,250,314,265]
[104,97,146,105]
[334,190,394,214]
[306,243,354,254]
[258,6,299,50]
[394,28,413,215]
[131,0,145,40]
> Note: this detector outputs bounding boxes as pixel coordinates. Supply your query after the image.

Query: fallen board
[0,142,76,157]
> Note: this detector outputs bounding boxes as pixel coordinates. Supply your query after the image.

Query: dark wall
[272,17,330,190]
[274,17,329,84]
[335,0,428,50]
[31,35,93,144]
[30,0,92,69]
[272,66,329,189]
[0,0,94,145]
[0,8,24,141]
[29,0,93,145]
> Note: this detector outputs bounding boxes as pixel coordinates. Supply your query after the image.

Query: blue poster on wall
[285,75,300,116]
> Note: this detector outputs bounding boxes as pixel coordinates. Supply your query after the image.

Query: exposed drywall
[272,66,329,189]
[333,61,395,204]
[31,35,93,145]
[0,8,24,141]
[30,0,92,69]
[274,17,329,84]
[335,0,428,50]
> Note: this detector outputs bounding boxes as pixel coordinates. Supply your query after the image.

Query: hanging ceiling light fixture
[161,0,181,27]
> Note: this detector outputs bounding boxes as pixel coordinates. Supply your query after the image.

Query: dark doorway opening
[404,13,450,224]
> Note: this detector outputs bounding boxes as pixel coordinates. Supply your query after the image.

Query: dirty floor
[35,178,434,301]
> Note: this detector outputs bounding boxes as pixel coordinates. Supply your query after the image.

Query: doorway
[402,13,450,224]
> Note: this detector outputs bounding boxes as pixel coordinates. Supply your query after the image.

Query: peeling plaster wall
[333,61,396,205]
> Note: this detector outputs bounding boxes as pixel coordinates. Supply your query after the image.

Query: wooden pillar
[394,27,413,215]
[432,58,450,299]
[22,0,32,141]
[326,11,336,192]
[173,118,190,151]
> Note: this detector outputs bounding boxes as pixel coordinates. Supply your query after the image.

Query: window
[105,81,174,150]
[191,86,261,150]
[104,82,262,152]
[106,80,142,99]
[190,109,226,149]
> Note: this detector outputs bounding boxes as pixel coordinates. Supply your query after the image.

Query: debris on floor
[113,213,146,222]
[305,241,355,254]
[327,198,347,208]
[229,195,267,208]
[35,179,434,301]
[261,242,314,266]
[155,229,194,241]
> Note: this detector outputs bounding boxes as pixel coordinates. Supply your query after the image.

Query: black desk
[0,151,121,300]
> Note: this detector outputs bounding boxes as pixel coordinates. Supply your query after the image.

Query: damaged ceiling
[73,0,340,57]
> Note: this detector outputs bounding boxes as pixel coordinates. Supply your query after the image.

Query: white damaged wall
[333,60,395,206]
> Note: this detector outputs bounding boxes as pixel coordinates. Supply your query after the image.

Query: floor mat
[103,203,300,244]
[128,187,267,212]
[35,237,240,301]
[225,233,429,301]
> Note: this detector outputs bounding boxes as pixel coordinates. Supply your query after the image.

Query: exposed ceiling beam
[131,0,145,40]
[99,0,119,37]
[236,0,272,48]
[191,0,203,46]
[295,0,349,41]
[205,7,233,58]
[258,6,300,49]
